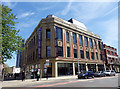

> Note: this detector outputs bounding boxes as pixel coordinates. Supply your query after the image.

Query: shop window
[58,63,73,76]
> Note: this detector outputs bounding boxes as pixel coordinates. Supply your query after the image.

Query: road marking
[36,76,118,87]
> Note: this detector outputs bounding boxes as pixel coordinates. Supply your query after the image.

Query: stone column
[110,64,113,70]
[52,62,58,77]
[73,63,75,76]
[86,63,88,71]
[104,63,106,71]
[40,62,44,77]
[96,64,98,72]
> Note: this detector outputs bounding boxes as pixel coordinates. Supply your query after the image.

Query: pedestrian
[36,71,40,81]
[22,71,25,81]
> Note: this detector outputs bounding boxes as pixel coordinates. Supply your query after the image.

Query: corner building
[103,44,120,72]
[21,15,105,77]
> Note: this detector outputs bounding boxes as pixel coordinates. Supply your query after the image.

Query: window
[86,51,90,59]
[107,50,110,55]
[94,40,97,49]
[57,28,62,40]
[57,47,63,57]
[84,36,88,47]
[79,35,83,45]
[66,32,69,42]
[96,52,98,60]
[74,49,77,58]
[89,38,93,48]
[46,29,50,39]
[80,50,84,59]
[73,33,77,44]
[98,41,101,49]
[46,46,51,57]
[100,54,102,60]
[67,47,70,57]
[91,52,94,60]
[111,51,114,55]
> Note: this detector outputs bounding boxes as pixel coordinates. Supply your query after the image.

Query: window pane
[86,51,90,59]
[91,52,94,60]
[67,47,70,57]
[46,46,51,57]
[89,38,93,48]
[80,50,84,59]
[94,40,97,49]
[73,33,77,44]
[96,52,98,60]
[57,28,62,40]
[84,36,88,47]
[57,47,63,57]
[74,49,77,58]
[66,32,69,42]
[46,29,50,39]
[79,35,83,45]
[98,41,101,49]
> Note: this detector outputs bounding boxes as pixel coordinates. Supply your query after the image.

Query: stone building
[21,15,105,77]
[103,44,120,72]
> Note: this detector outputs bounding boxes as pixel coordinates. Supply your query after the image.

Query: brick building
[21,15,105,77]
[103,44,120,72]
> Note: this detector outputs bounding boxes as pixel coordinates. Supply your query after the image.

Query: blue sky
[3,1,118,67]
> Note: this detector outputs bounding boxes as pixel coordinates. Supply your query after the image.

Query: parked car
[78,71,94,79]
[94,71,106,77]
[104,70,116,76]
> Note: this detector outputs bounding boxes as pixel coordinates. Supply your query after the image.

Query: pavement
[1,75,78,87]
[1,73,119,88]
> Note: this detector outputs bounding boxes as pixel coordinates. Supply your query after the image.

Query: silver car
[104,70,115,76]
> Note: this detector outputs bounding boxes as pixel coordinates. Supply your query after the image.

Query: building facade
[103,44,120,72]
[21,15,105,77]
[16,40,25,68]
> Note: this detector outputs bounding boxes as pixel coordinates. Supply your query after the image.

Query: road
[2,74,119,88]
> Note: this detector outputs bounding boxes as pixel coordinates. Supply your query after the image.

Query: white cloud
[61,0,73,15]
[101,17,118,49]
[18,12,35,18]
[4,2,17,9]
[71,2,114,23]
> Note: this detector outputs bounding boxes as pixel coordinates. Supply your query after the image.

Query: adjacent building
[16,39,25,68]
[103,44,120,72]
[21,15,106,77]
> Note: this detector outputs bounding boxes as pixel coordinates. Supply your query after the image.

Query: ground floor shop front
[24,60,106,78]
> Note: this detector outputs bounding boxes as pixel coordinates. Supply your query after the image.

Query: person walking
[36,71,40,81]
[22,71,25,81]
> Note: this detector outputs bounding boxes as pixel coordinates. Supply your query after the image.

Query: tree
[1,4,24,81]
[1,4,24,63]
